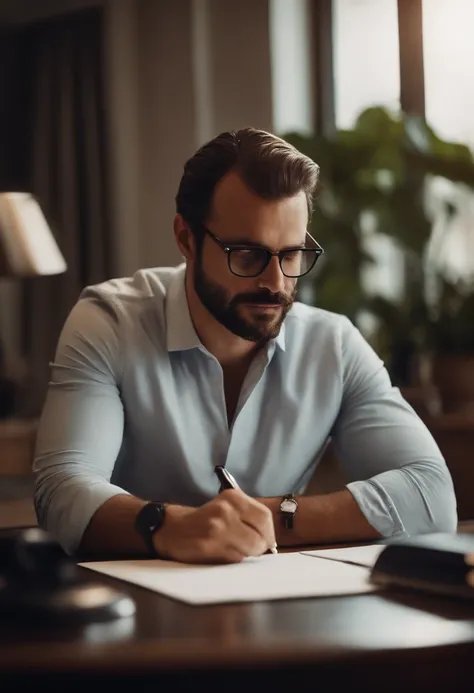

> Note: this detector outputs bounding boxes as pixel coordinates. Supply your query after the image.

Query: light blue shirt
[33,264,457,554]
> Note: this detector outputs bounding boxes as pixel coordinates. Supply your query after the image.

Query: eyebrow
[223,238,307,251]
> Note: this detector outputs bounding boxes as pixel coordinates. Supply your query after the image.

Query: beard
[193,257,296,343]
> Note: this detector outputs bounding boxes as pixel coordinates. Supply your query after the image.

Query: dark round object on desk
[0,581,136,624]
[0,528,135,624]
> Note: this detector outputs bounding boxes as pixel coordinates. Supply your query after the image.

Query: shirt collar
[165,263,287,354]
[166,264,202,352]
[273,320,286,352]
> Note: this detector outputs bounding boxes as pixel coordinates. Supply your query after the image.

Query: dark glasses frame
[197,224,324,278]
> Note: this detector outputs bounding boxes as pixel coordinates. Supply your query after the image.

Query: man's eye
[283,250,302,261]
[234,249,265,265]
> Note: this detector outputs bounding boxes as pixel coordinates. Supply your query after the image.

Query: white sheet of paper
[80,552,379,605]
[301,544,386,568]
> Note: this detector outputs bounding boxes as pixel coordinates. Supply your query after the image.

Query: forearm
[78,494,149,558]
[78,495,192,559]
[258,489,381,547]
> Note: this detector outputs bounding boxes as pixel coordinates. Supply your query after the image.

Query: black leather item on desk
[0,528,135,623]
[371,532,474,600]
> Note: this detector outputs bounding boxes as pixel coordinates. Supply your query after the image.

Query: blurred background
[1,0,474,520]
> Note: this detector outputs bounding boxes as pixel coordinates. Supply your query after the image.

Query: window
[423,0,474,281]
[333,0,400,129]
[269,0,313,135]
[333,0,404,303]
[423,0,474,147]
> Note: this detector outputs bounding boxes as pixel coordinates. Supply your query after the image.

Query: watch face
[140,503,165,533]
[280,499,297,514]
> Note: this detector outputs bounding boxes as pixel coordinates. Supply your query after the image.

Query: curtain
[20,9,112,415]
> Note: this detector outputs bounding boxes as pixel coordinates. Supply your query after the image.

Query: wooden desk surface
[1,549,474,692]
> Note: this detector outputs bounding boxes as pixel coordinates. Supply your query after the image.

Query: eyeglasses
[198,225,324,278]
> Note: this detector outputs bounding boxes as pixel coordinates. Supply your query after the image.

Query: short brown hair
[175,128,319,240]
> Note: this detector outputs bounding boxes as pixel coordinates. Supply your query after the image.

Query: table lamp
[0,192,67,277]
[0,192,67,417]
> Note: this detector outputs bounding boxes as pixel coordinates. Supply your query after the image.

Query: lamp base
[0,580,136,623]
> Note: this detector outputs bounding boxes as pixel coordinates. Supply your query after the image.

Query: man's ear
[174,214,195,260]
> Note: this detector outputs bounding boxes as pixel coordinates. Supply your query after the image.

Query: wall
[108,0,276,272]
[209,0,273,135]
[135,0,198,269]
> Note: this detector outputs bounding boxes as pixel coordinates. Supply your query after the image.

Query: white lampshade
[0,192,67,277]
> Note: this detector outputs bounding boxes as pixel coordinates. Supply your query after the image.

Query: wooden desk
[1,550,474,692]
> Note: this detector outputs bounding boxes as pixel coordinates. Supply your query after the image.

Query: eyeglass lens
[229,248,318,277]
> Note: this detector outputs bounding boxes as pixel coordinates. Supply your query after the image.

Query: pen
[214,465,278,555]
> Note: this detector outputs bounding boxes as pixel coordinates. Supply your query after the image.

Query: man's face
[191,172,307,343]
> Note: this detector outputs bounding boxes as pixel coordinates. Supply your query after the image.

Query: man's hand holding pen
[153,488,277,564]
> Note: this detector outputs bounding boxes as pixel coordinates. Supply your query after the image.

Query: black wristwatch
[279,493,298,530]
[135,502,166,557]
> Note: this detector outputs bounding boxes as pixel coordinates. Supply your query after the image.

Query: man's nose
[257,255,286,294]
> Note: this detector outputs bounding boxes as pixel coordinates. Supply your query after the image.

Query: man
[34,128,457,562]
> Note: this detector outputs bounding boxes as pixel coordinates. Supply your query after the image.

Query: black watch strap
[280,493,298,530]
[135,502,166,557]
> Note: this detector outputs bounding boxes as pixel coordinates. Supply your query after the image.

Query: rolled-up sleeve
[33,297,130,554]
[332,317,457,539]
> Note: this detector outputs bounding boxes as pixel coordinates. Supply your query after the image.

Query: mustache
[231,291,292,308]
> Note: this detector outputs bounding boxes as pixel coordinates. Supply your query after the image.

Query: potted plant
[284,107,474,405]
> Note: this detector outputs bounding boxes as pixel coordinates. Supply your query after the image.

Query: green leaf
[282,106,474,358]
